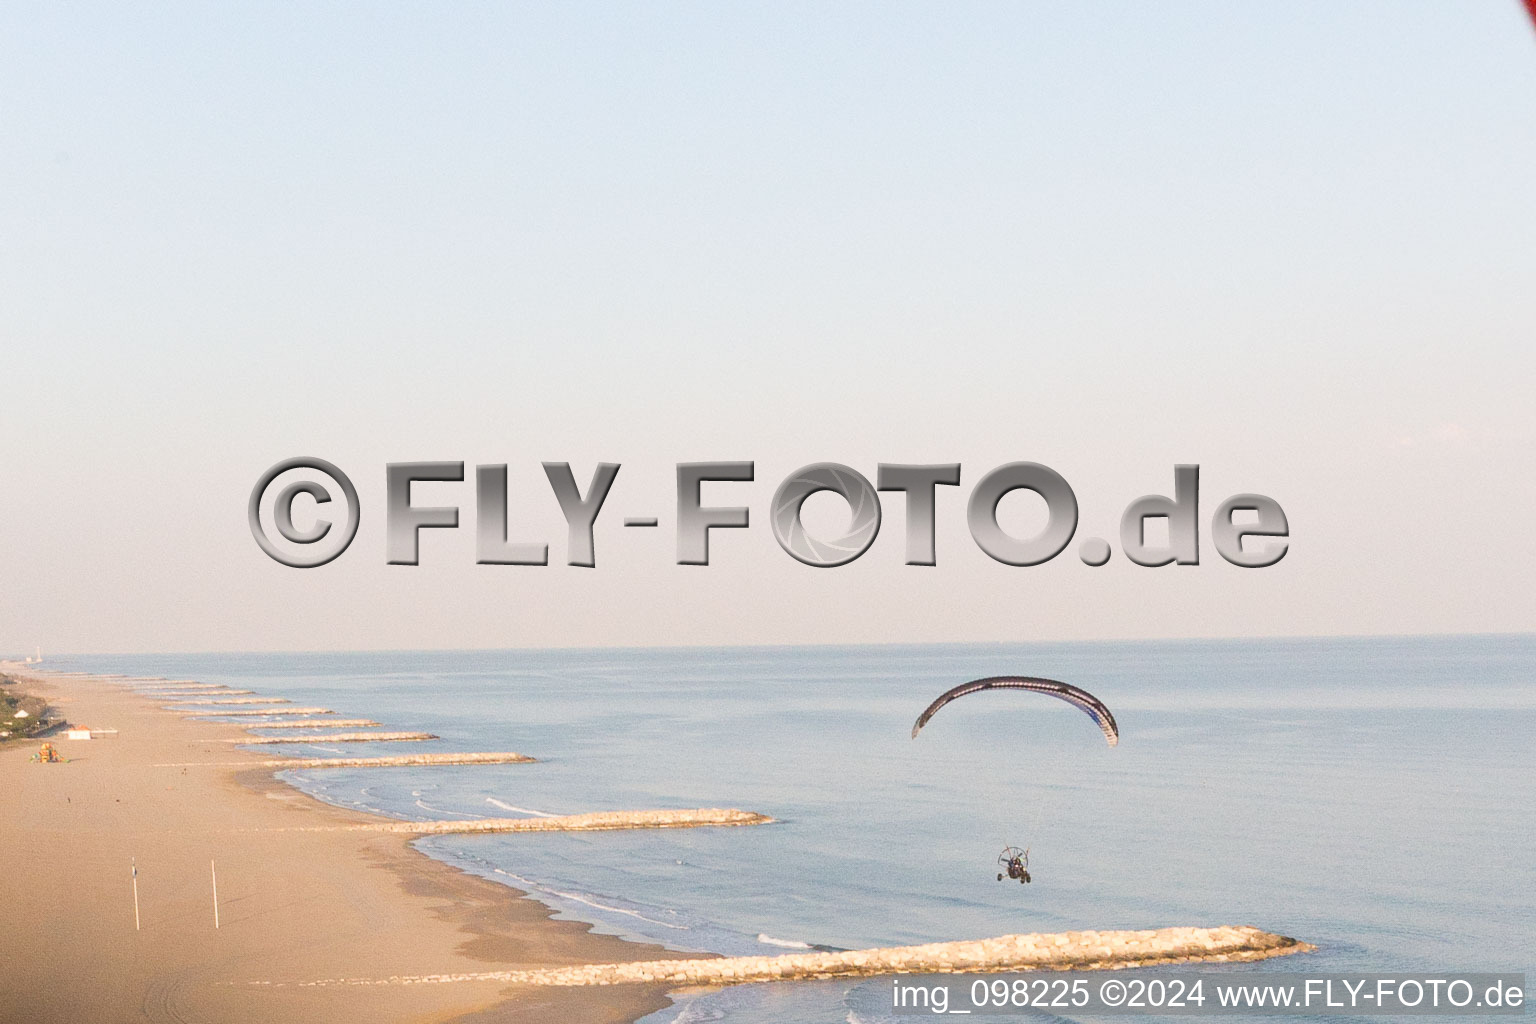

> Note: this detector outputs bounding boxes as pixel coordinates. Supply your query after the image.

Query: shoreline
[3,662,1314,1022]
[0,664,694,1023]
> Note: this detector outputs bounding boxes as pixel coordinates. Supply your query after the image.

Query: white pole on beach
[132,859,140,931]
[211,860,219,929]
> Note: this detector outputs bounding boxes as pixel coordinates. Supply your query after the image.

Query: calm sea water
[62,637,1535,1023]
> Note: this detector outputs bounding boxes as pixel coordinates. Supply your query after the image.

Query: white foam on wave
[486,797,554,817]
[489,867,689,930]
[757,933,813,949]
[669,1002,726,1023]
[317,791,392,817]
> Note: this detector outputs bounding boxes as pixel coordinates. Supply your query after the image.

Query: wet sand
[0,666,695,1024]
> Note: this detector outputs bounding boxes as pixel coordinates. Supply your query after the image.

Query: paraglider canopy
[911,676,1118,746]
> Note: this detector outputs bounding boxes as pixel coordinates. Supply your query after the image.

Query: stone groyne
[168,697,292,706]
[143,688,253,696]
[235,731,438,744]
[349,808,773,836]
[176,707,334,716]
[288,926,1312,989]
[246,719,382,729]
[165,751,537,769]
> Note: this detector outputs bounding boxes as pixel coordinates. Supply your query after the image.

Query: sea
[60,636,1535,1023]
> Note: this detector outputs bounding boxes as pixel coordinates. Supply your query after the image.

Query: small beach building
[64,728,117,740]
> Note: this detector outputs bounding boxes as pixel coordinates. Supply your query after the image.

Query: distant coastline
[0,670,66,743]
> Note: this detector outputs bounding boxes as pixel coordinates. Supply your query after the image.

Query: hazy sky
[3,2,1533,654]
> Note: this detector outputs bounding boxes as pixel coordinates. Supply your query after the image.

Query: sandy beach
[1,662,1321,1022]
[0,666,692,1024]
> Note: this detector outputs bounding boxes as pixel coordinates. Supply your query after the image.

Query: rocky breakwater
[158,750,537,769]
[309,926,1310,989]
[263,751,536,768]
[175,707,334,716]
[143,688,256,697]
[245,719,381,729]
[235,731,438,744]
[358,807,773,836]
[506,926,1312,985]
[167,697,291,706]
